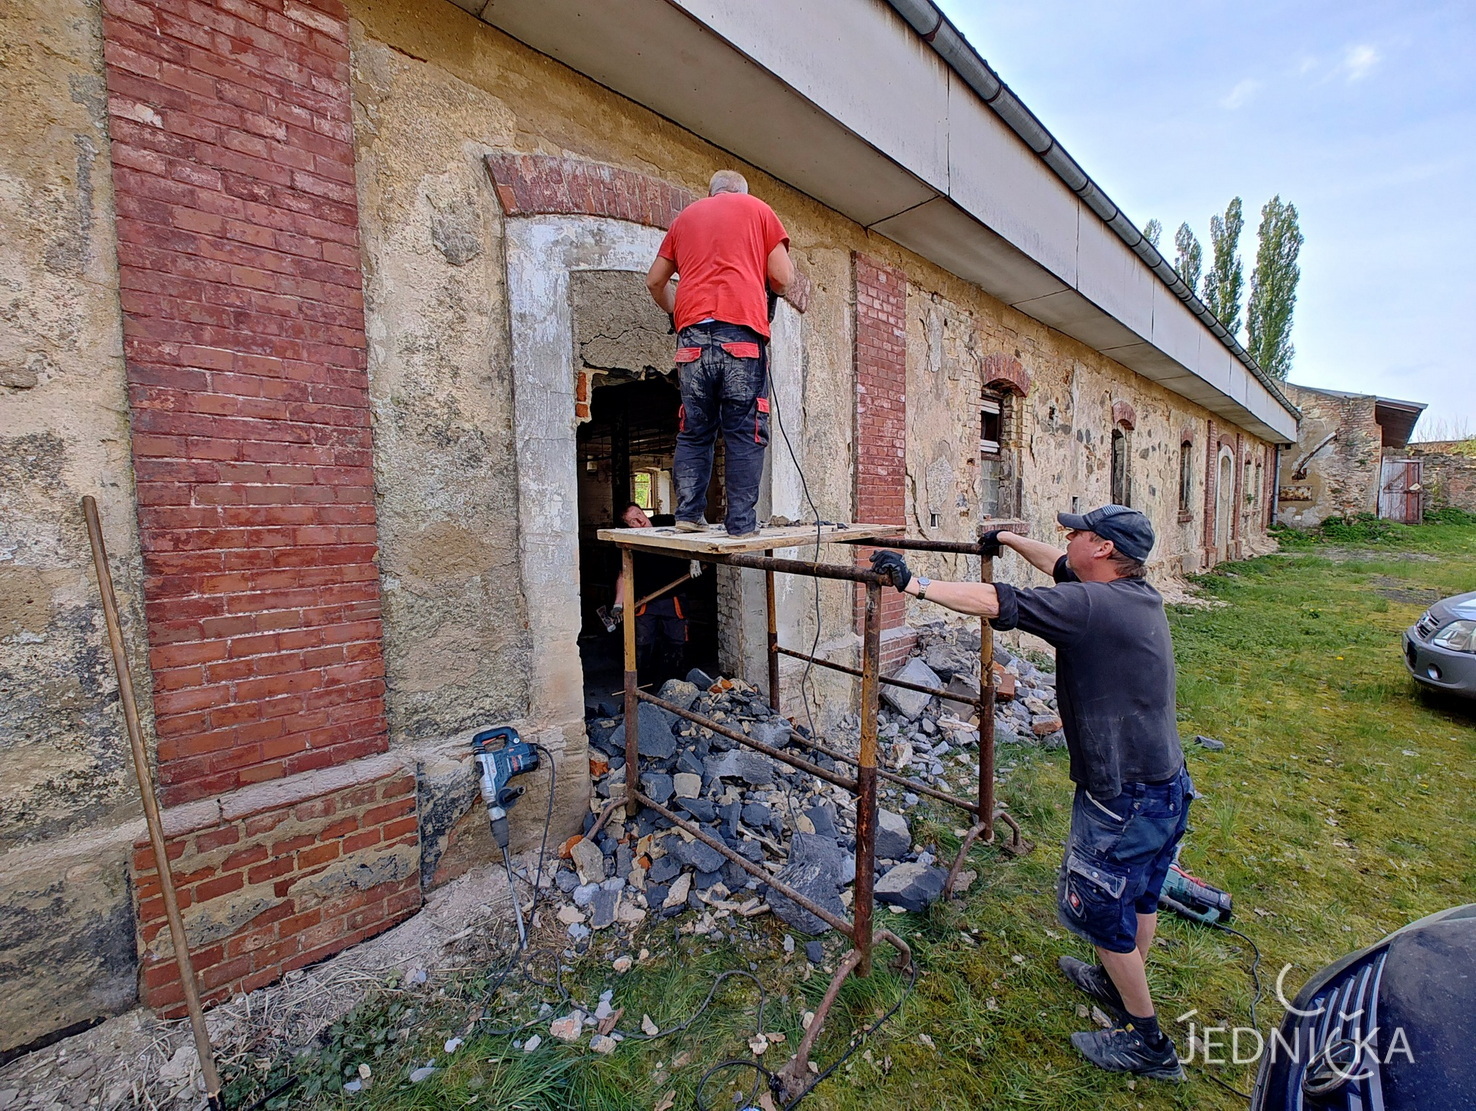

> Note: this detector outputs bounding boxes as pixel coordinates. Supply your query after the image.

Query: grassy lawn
[249,520,1476,1111]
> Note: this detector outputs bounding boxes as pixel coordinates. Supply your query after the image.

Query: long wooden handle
[82,497,223,1108]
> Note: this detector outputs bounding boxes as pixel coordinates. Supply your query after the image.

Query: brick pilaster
[852,253,912,666]
[100,0,386,807]
[99,0,409,1010]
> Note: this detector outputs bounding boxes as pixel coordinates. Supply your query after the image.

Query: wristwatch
[915,576,931,600]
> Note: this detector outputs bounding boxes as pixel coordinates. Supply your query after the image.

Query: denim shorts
[1056,766,1194,954]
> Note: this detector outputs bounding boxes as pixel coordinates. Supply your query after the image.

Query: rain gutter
[883,0,1299,419]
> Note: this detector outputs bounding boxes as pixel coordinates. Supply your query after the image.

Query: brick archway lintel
[485,153,697,228]
[982,352,1031,396]
[1112,400,1137,430]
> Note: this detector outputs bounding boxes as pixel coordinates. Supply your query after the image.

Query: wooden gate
[1379,458,1423,523]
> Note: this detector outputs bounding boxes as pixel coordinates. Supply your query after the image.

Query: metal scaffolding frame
[587,521,1031,1095]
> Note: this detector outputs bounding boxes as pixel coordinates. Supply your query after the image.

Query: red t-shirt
[657,192,789,338]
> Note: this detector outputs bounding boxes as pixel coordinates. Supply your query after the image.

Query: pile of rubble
[550,625,1062,948]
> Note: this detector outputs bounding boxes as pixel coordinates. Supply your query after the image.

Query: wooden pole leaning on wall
[82,497,225,1110]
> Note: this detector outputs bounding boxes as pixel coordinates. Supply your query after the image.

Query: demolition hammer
[1159,858,1233,927]
[472,726,541,948]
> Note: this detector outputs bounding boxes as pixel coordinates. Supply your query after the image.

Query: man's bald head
[708,170,749,196]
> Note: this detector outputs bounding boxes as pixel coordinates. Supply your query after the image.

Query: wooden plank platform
[596,522,904,555]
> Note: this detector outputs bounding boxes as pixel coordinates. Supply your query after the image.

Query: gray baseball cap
[1056,504,1156,561]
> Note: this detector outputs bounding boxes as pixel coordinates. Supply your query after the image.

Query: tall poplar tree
[1143,219,1163,250]
[1203,197,1245,336]
[1174,222,1203,294]
[1247,196,1304,380]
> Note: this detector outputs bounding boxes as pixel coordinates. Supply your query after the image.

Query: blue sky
[941,0,1475,439]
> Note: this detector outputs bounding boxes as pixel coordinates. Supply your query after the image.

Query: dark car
[1403,591,1476,697]
[1250,904,1475,1110]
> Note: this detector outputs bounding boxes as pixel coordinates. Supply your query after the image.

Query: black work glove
[980,529,1005,559]
[868,550,912,592]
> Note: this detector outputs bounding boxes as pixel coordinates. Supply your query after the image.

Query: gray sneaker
[1058,955,1127,1018]
[674,519,708,533]
[1070,1024,1184,1081]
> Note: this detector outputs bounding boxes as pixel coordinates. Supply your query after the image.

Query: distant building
[1276,384,1426,526]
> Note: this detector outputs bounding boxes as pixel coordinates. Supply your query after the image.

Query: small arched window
[1111,428,1131,507]
[1179,442,1194,518]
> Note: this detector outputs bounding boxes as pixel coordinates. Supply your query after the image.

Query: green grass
[248,521,1476,1111]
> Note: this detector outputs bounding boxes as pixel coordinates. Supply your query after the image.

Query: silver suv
[1403,591,1476,698]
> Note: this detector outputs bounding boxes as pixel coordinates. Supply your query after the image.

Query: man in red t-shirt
[646,170,807,538]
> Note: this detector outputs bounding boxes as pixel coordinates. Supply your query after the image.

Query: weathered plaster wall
[346,0,1279,728]
[344,0,864,736]
[1407,441,1476,514]
[1277,383,1381,527]
[902,283,1274,602]
[350,36,530,747]
[0,0,149,1051]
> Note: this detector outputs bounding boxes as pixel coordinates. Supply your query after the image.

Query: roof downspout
[883,0,1298,420]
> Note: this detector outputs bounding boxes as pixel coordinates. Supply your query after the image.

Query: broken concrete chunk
[658,678,701,712]
[748,719,792,748]
[941,674,980,719]
[676,837,725,874]
[570,839,606,885]
[924,641,976,681]
[704,750,776,787]
[881,658,942,720]
[875,809,911,860]
[590,878,624,929]
[765,861,846,935]
[788,832,855,885]
[550,1013,584,1042]
[663,873,692,909]
[672,772,702,799]
[610,705,678,759]
[643,772,674,805]
[874,862,946,913]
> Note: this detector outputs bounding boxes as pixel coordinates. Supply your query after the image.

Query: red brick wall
[132,757,420,1015]
[100,0,386,807]
[852,253,913,670]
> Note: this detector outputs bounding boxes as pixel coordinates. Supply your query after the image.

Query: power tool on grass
[1159,853,1233,926]
[472,726,540,948]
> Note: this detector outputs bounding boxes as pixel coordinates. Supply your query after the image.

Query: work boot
[726,529,761,540]
[675,519,709,533]
[1058,955,1127,1018]
[1070,1024,1184,1081]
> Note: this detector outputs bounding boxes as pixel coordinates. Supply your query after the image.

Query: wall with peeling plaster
[1276,383,1383,527]
[0,0,151,1051]
[900,281,1276,608]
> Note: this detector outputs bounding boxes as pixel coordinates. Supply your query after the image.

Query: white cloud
[1340,44,1380,81]
[1221,78,1263,109]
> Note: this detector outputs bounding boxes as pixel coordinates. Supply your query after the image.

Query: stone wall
[1407,441,1476,513]
[900,284,1275,597]
[1277,383,1382,528]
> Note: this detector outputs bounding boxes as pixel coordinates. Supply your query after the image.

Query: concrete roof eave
[446,0,1299,444]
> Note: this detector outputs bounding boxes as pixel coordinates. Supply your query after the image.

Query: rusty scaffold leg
[581,534,916,1098]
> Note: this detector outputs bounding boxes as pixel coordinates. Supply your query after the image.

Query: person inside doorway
[613,503,690,685]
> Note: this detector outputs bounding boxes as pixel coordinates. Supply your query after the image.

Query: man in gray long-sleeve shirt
[869,504,1192,1082]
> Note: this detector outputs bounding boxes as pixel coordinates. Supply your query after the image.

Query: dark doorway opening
[576,377,719,714]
